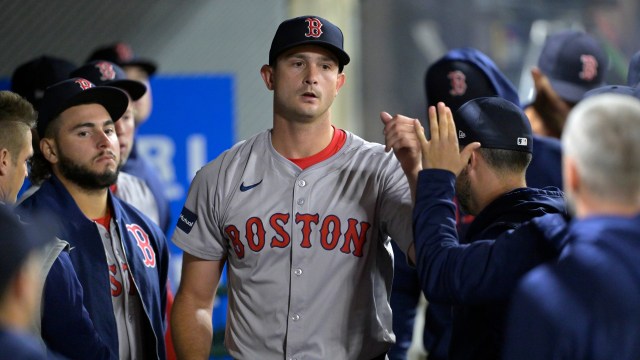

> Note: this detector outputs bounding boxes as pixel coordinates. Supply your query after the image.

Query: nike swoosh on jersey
[239,180,263,192]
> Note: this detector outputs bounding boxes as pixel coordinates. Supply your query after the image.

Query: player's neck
[271,116,334,159]
[56,174,111,219]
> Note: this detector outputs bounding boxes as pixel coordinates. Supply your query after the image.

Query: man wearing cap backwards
[0,90,113,359]
[16,79,169,360]
[171,15,414,359]
[0,204,56,359]
[385,98,567,359]
[524,30,608,139]
[503,94,640,360]
[71,60,160,226]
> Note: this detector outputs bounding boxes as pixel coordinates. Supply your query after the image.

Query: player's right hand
[380,111,422,177]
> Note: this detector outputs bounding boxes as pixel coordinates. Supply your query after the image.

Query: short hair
[478,148,532,175]
[563,94,640,203]
[0,91,36,162]
[28,114,63,186]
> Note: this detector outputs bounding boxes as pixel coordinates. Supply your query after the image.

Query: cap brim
[60,87,129,127]
[107,79,147,101]
[549,78,604,103]
[272,40,350,68]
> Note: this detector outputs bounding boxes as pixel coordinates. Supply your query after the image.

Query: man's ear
[40,138,58,164]
[563,156,580,194]
[335,72,346,94]
[260,64,275,90]
[0,148,10,176]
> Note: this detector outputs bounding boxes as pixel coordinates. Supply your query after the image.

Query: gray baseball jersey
[115,172,160,226]
[173,130,413,360]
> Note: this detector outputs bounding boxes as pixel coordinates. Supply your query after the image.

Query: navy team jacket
[413,169,567,360]
[18,175,169,360]
[504,215,640,360]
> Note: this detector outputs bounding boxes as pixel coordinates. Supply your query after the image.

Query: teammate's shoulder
[342,130,387,153]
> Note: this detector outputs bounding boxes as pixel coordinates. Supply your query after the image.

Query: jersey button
[297,179,306,187]
[297,198,305,205]
[293,268,302,276]
[291,313,300,321]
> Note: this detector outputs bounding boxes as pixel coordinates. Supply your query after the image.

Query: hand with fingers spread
[381,111,422,196]
[414,102,481,176]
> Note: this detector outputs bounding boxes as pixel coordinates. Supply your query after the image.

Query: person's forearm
[171,291,214,359]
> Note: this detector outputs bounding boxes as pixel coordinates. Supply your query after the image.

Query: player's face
[268,45,345,123]
[3,130,33,203]
[50,104,120,190]
[124,66,153,127]
[115,104,135,164]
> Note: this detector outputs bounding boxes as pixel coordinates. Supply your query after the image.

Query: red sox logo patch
[448,70,467,96]
[579,54,598,81]
[126,224,156,268]
[75,78,94,90]
[96,61,116,81]
[305,17,323,38]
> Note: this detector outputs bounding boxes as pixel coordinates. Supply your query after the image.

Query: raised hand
[415,102,480,176]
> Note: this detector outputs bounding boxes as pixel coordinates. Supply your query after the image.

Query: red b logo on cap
[75,78,94,90]
[305,17,323,38]
[96,61,116,81]
[579,55,598,82]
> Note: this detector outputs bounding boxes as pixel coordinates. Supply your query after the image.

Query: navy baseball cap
[455,97,533,153]
[37,78,129,138]
[10,55,76,111]
[0,204,55,294]
[583,85,640,100]
[628,50,640,87]
[425,60,497,111]
[87,42,157,76]
[269,15,350,71]
[70,61,147,101]
[538,30,607,103]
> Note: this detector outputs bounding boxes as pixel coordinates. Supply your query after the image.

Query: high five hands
[382,102,481,183]
[415,102,481,177]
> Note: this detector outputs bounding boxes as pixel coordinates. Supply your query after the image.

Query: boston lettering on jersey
[224,212,371,259]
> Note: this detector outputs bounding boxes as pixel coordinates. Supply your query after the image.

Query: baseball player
[524,30,607,138]
[86,43,172,235]
[17,79,169,360]
[70,60,160,225]
[0,90,112,359]
[171,15,415,360]
[504,94,640,359]
[385,98,567,360]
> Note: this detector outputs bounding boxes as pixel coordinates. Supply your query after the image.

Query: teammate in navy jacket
[504,94,640,360]
[17,78,169,359]
[389,47,563,360]
[384,97,568,360]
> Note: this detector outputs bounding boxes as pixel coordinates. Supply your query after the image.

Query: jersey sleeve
[172,156,228,261]
[378,152,414,254]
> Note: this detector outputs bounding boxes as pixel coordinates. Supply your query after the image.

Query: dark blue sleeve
[502,267,564,360]
[41,252,115,360]
[413,169,558,304]
[388,242,420,360]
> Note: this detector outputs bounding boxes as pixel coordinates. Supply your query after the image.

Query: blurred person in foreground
[0,204,56,360]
